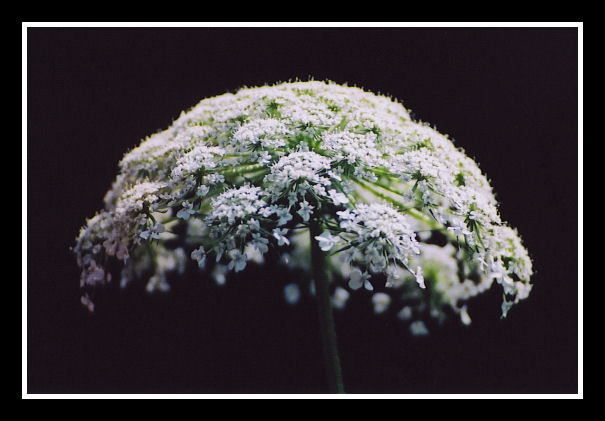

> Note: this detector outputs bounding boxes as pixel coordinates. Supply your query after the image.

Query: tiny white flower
[385,265,402,288]
[176,201,196,220]
[197,185,210,198]
[348,267,372,290]
[212,264,228,286]
[371,292,391,314]
[256,150,272,165]
[273,228,290,246]
[227,249,247,272]
[297,200,314,222]
[332,287,350,309]
[328,189,349,205]
[283,283,301,305]
[414,266,426,289]
[275,206,293,226]
[245,243,265,264]
[397,306,413,321]
[459,305,472,326]
[409,320,429,336]
[249,232,269,254]
[146,273,170,293]
[191,246,206,269]
[315,231,339,252]
[140,223,165,240]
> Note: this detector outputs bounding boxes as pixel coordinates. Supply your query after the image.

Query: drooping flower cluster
[73,80,533,333]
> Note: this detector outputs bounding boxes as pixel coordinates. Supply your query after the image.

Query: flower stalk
[309,218,345,393]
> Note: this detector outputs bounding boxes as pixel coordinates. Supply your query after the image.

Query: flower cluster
[73,80,533,332]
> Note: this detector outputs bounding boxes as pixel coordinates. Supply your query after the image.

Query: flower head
[74,80,533,331]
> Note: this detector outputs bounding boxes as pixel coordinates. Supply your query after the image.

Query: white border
[22,21,582,28]
[22,21,583,400]
[576,21,583,399]
[22,22,28,400]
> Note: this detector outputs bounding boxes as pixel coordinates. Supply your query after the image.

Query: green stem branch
[352,178,457,242]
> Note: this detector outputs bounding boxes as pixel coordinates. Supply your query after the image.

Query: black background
[27,26,579,394]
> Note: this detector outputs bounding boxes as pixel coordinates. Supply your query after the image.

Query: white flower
[348,268,372,291]
[114,182,166,216]
[176,201,196,220]
[385,265,403,288]
[208,185,266,225]
[249,232,269,254]
[283,283,301,305]
[170,145,224,180]
[328,189,349,205]
[74,80,532,326]
[459,305,472,326]
[256,150,272,165]
[414,266,426,289]
[371,293,391,314]
[212,264,228,286]
[274,206,293,226]
[233,118,290,149]
[409,320,429,336]
[245,243,265,264]
[273,228,290,246]
[191,246,206,269]
[139,223,165,240]
[397,306,413,321]
[336,204,419,273]
[332,287,350,309]
[264,151,333,202]
[315,231,339,252]
[297,200,314,222]
[146,273,170,293]
[227,249,247,272]
[197,185,210,198]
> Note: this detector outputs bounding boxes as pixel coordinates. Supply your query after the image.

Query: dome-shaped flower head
[73,80,533,330]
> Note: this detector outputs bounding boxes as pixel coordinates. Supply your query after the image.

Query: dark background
[27,27,579,394]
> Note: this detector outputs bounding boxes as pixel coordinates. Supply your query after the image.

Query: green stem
[218,163,267,177]
[309,219,345,393]
[352,178,457,242]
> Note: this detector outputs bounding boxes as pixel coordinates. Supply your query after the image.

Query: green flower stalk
[73,80,533,391]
